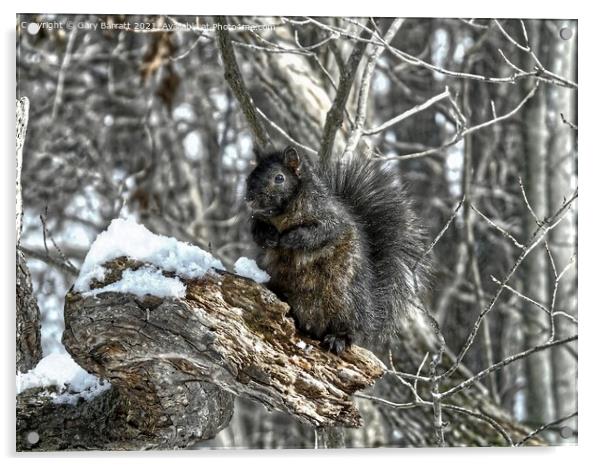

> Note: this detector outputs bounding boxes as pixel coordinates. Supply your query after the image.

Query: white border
[3,2,597,465]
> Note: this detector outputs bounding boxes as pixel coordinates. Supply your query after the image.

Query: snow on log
[62,219,386,430]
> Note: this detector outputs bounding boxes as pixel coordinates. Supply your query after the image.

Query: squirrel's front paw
[321,334,351,355]
[251,221,280,248]
[279,230,304,249]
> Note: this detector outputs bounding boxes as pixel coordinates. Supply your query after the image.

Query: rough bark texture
[16,251,43,374]
[16,96,43,374]
[17,383,232,451]
[62,258,385,431]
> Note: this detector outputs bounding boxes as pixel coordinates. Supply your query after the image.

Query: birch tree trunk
[521,21,557,441]
[546,20,578,444]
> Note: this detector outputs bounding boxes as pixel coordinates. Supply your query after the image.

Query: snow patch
[83,266,186,299]
[74,218,224,293]
[16,353,111,405]
[234,257,270,283]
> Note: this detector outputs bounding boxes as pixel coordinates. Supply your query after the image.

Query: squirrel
[245,146,430,354]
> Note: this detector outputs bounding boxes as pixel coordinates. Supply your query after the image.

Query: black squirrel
[245,146,430,354]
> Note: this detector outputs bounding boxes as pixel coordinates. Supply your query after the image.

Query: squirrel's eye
[274,174,285,184]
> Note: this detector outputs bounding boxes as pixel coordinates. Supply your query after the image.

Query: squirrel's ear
[283,146,302,176]
[252,145,264,161]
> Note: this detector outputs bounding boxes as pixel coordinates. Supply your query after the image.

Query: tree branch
[215,16,271,150]
[62,258,385,431]
[318,19,374,162]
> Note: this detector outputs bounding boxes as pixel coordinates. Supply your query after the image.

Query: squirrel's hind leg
[321,333,353,355]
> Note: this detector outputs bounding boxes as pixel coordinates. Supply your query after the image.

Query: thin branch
[381,83,540,161]
[343,19,404,158]
[51,19,78,119]
[356,395,514,446]
[441,403,513,446]
[471,203,525,249]
[561,113,578,130]
[215,16,271,149]
[412,195,465,272]
[494,19,530,52]
[363,89,450,136]
[318,18,374,161]
[439,189,577,380]
[515,411,578,446]
[494,19,578,89]
[440,335,577,399]
[18,245,79,276]
[519,176,541,225]
[256,108,318,155]
[39,207,78,275]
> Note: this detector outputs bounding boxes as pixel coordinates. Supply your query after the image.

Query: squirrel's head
[245,146,304,217]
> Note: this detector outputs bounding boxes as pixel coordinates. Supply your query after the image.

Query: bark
[521,21,557,439]
[546,20,578,444]
[16,97,42,373]
[17,383,232,451]
[16,251,43,373]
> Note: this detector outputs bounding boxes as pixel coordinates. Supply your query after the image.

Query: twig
[440,335,577,399]
[18,245,79,276]
[560,113,578,130]
[519,176,541,225]
[430,356,445,446]
[457,18,489,30]
[494,19,578,89]
[549,254,577,340]
[494,19,530,52]
[471,203,525,249]
[412,195,465,272]
[490,275,578,326]
[439,189,577,380]
[515,411,578,446]
[356,395,514,446]
[52,19,78,119]
[363,89,450,136]
[381,82,540,160]
[441,403,513,446]
[39,206,78,275]
[255,108,318,155]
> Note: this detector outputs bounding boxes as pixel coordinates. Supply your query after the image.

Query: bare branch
[318,19,374,161]
[343,19,404,158]
[440,335,577,399]
[363,89,450,136]
[515,411,578,447]
[215,16,271,149]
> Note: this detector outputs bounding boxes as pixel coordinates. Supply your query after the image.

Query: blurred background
[16,14,577,447]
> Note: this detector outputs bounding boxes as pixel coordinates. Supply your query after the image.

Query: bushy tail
[325,156,431,340]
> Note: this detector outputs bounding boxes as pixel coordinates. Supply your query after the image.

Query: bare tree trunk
[546,20,578,444]
[521,21,557,441]
[16,97,42,373]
